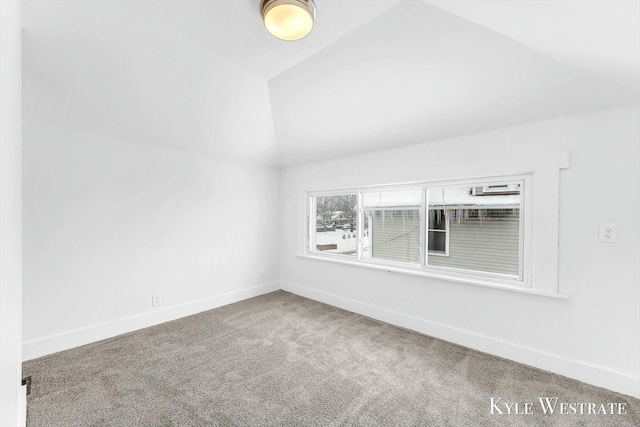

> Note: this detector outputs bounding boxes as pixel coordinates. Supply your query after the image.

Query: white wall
[22,121,280,359]
[0,1,25,425]
[279,104,640,397]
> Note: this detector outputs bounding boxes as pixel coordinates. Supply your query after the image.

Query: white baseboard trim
[23,282,280,361]
[281,280,640,399]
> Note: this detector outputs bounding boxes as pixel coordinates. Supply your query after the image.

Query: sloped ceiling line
[23,0,639,167]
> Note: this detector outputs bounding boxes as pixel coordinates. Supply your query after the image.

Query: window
[303,151,568,297]
[426,183,522,278]
[307,177,528,287]
[362,189,421,265]
[311,194,358,256]
[427,209,448,255]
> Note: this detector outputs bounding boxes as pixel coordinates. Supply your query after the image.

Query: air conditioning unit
[471,183,521,196]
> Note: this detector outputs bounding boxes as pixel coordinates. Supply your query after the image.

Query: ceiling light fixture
[261,0,316,41]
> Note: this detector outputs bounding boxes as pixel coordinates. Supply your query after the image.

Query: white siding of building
[429,209,520,276]
[370,210,420,264]
[369,208,520,275]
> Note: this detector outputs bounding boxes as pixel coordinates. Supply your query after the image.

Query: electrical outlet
[599,221,617,243]
[259,268,265,279]
[152,294,162,307]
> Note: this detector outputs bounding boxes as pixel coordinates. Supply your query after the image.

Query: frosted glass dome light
[261,0,316,41]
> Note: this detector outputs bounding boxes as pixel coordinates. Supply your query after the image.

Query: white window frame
[308,176,528,284]
[422,176,527,284]
[300,151,570,299]
[309,190,359,259]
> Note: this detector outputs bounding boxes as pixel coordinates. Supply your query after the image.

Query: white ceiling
[23,0,640,167]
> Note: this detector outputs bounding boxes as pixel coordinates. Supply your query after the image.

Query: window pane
[428,230,446,253]
[363,190,421,264]
[427,182,522,277]
[428,209,447,230]
[313,194,358,256]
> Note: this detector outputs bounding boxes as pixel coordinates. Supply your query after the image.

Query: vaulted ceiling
[23,0,640,167]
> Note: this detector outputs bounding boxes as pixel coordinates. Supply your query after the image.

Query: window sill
[297,254,568,300]
[427,252,449,257]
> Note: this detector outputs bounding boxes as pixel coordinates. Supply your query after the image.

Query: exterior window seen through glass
[428,209,447,254]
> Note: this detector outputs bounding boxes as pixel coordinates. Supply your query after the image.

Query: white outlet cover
[152,294,163,306]
[598,221,617,243]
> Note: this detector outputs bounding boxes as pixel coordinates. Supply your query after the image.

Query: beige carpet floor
[23,290,639,426]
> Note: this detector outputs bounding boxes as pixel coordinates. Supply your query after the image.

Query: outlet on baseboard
[152,294,162,307]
